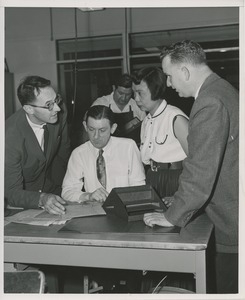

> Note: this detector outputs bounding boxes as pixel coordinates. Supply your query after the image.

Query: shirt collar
[194,83,203,100]
[103,136,112,152]
[26,114,46,129]
[147,99,167,119]
[89,136,113,155]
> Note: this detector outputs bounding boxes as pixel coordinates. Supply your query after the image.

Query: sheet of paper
[4,209,53,226]
[4,203,106,226]
[36,202,106,221]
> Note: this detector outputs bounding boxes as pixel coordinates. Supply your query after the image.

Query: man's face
[25,86,61,125]
[162,56,190,98]
[84,117,117,149]
[133,80,159,115]
[113,86,133,106]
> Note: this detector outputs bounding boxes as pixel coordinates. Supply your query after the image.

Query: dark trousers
[215,252,238,293]
[146,168,182,198]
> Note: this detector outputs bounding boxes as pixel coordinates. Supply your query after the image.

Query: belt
[150,159,183,172]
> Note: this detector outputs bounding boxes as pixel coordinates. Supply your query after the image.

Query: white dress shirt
[26,115,45,151]
[91,92,146,121]
[62,136,146,202]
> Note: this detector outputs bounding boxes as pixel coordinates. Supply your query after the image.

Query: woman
[132,66,189,198]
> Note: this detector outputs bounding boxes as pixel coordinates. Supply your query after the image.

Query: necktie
[43,125,49,155]
[96,149,106,189]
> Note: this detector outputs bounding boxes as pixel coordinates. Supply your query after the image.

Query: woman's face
[133,80,160,115]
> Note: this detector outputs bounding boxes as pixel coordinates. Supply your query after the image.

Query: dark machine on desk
[103,185,167,222]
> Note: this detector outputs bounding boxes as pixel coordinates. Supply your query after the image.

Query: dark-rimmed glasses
[27,94,62,111]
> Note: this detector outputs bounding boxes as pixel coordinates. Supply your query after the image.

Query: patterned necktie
[96,149,106,189]
[43,125,49,155]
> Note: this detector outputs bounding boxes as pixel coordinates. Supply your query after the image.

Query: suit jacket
[5,104,71,209]
[165,73,239,253]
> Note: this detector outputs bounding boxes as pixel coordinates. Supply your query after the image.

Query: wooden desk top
[4,213,213,251]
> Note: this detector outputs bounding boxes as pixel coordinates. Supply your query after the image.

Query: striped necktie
[96,149,106,189]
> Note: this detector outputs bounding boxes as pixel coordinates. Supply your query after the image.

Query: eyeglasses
[27,94,62,111]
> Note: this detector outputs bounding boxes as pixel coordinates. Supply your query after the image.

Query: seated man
[61,105,145,292]
[62,105,146,203]
[5,75,71,215]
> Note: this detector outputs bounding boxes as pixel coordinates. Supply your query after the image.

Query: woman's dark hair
[17,76,51,106]
[131,67,166,100]
[85,105,115,126]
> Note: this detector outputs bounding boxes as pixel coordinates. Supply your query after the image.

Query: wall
[5,7,239,109]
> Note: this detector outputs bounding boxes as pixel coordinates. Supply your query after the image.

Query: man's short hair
[85,105,115,126]
[160,40,207,66]
[17,76,51,106]
[114,73,132,89]
[131,67,167,100]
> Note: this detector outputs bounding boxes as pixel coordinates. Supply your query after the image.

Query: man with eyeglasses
[5,75,71,215]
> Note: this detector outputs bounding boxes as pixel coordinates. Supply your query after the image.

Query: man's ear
[110,123,118,134]
[83,121,88,132]
[181,66,190,81]
[23,105,34,115]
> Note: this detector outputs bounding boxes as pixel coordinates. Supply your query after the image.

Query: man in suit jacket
[144,40,239,293]
[5,75,71,215]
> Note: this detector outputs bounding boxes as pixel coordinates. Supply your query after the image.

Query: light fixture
[78,8,105,12]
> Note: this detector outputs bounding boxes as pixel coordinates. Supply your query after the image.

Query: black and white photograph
[1,1,244,299]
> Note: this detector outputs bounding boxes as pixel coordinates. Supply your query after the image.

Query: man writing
[62,105,145,203]
[144,40,238,293]
[5,76,71,215]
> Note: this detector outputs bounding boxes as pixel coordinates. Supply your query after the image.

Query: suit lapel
[19,109,61,164]
[45,121,60,164]
[20,111,46,162]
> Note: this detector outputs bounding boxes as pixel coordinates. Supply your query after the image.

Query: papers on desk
[4,202,106,226]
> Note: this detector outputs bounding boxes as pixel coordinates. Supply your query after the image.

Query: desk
[4,213,213,293]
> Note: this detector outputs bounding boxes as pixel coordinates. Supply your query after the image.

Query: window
[56,24,239,145]
[57,35,124,147]
[129,24,239,115]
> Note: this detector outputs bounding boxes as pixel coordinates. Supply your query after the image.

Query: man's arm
[5,129,67,214]
[61,149,85,202]
[165,97,230,227]
[61,150,109,203]
[4,127,42,208]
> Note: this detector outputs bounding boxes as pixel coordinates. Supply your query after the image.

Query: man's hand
[89,187,109,202]
[144,212,174,227]
[39,193,66,215]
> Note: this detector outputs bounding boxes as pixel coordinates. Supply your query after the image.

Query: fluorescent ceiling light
[78,8,105,12]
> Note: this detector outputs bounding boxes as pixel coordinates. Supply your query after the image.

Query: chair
[4,270,46,293]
